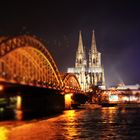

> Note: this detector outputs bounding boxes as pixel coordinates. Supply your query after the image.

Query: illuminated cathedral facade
[67,31,105,91]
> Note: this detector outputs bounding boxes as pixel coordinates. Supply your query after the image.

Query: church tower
[67,30,106,91]
[89,30,101,67]
[75,31,87,68]
[88,31,105,87]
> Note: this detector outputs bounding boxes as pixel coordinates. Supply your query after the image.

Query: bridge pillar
[16,95,23,120]
[64,93,73,109]
[0,83,65,120]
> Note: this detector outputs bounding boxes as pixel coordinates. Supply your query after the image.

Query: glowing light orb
[0,85,4,91]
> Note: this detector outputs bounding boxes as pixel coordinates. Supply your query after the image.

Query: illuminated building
[67,31,105,91]
[116,84,140,90]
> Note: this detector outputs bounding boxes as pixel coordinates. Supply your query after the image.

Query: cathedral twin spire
[68,30,105,90]
[75,30,100,68]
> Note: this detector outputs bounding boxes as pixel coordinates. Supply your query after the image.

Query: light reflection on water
[0,127,9,140]
[0,107,140,140]
[62,110,78,139]
[101,107,117,123]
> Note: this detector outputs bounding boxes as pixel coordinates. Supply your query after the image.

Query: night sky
[0,0,140,87]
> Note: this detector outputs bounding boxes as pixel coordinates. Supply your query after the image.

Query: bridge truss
[0,35,82,92]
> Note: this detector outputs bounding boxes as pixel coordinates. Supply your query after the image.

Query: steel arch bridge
[61,73,81,93]
[0,35,81,92]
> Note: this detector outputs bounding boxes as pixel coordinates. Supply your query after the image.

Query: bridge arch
[0,35,63,88]
[61,73,81,92]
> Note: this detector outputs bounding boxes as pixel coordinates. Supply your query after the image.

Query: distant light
[0,85,4,91]
[109,95,119,102]
[122,96,129,102]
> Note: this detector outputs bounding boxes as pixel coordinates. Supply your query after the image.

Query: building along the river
[67,31,105,91]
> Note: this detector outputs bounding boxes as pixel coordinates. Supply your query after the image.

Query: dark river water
[0,106,140,140]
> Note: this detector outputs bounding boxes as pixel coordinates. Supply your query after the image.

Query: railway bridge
[0,35,84,119]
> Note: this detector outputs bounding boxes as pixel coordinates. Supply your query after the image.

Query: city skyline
[0,0,140,86]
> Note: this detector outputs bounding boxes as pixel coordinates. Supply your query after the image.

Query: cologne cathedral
[67,31,105,91]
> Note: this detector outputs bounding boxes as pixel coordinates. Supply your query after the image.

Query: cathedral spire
[77,31,84,53]
[91,30,97,52]
[67,30,106,91]
[75,31,87,68]
[89,30,101,68]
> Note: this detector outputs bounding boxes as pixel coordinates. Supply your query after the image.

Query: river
[0,105,140,140]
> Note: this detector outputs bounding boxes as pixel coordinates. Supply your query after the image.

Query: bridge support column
[16,95,23,120]
[64,93,73,109]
